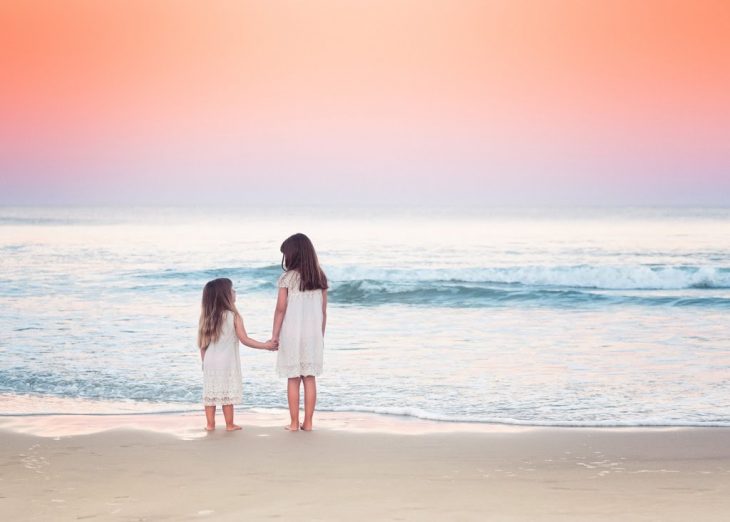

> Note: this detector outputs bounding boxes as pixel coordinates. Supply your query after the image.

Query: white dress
[276,270,324,378]
[202,311,243,406]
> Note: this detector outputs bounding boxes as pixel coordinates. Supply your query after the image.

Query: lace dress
[202,311,243,406]
[276,270,324,378]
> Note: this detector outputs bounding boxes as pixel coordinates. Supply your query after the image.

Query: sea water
[1,206,729,426]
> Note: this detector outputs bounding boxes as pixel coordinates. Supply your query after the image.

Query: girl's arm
[271,287,288,342]
[322,289,327,336]
[234,314,277,350]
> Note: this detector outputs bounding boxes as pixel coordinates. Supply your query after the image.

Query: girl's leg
[301,376,317,431]
[286,377,302,430]
[205,406,216,430]
[222,404,241,431]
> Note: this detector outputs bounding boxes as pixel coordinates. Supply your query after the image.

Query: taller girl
[271,233,328,431]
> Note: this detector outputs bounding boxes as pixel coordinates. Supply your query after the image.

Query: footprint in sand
[21,444,49,474]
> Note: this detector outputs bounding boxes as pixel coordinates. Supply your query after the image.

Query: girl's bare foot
[205,425,215,431]
[225,424,242,431]
[300,422,312,431]
[284,423,299,431]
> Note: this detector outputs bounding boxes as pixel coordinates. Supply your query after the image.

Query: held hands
[264,338,279,351]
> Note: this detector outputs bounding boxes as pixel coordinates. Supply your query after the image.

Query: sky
[1,0,729,206]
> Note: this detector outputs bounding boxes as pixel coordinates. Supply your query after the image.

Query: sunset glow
[2,1,729,204]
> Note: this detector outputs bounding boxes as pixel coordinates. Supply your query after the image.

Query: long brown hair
[280,233,328,291]
[197,278,239,349]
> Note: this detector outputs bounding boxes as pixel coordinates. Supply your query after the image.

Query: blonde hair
[197,278,239,349]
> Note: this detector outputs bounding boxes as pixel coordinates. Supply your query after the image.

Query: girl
[198,278,277,431]
[271,233,328,431]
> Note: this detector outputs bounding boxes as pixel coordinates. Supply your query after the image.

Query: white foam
[326,265,730,290]
[3,395,729,429]
[320,405,730,428]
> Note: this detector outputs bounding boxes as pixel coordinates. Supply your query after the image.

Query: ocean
[1,205,729,426]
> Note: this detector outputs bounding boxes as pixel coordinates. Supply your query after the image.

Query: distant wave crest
[325,265,730,290]
[125,264,730,308]
[135,264,730,290]
[325,265,730,308]
[134,265,281,281]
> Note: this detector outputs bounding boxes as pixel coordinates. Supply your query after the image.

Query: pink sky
[1,1,729,205]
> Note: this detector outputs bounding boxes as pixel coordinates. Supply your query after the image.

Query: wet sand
[0,413,728,521]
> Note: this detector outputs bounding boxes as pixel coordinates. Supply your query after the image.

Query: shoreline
[3,409,730,440]
[0,410,552,440]
[3,394,729,432]
[1,415,728,521]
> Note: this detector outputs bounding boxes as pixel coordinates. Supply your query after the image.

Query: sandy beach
[1,413,728,521]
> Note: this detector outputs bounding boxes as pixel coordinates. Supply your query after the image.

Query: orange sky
[2,1,729,204]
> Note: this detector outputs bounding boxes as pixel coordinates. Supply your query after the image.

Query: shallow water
[1,206,729,426]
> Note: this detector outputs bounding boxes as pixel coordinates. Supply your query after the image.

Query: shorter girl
[271,233,328,431]
[198,278,277,431]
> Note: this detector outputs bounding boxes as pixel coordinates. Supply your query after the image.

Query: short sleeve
[277,271,291,289]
